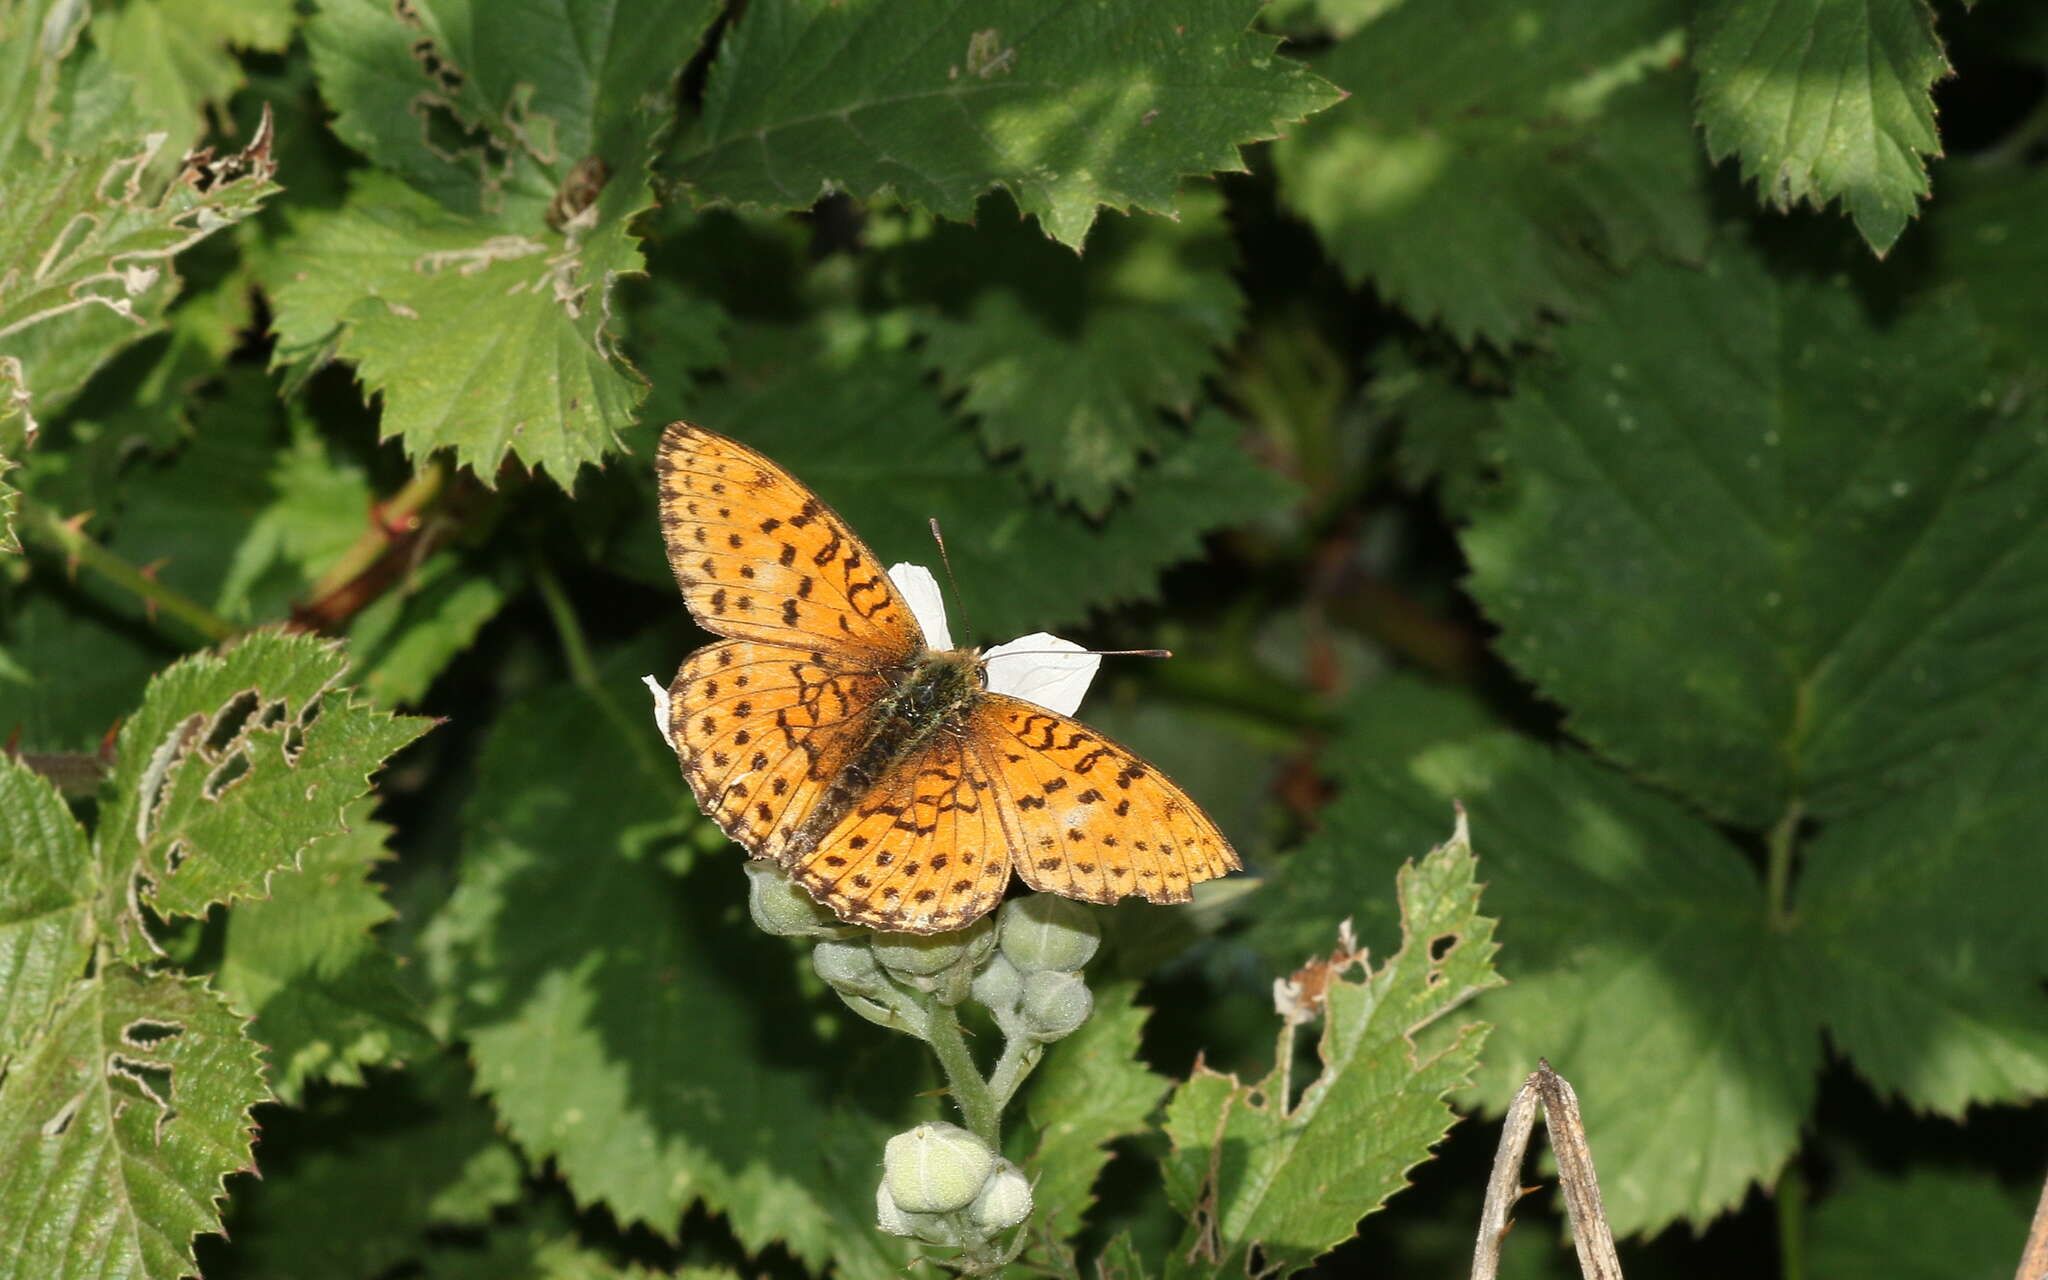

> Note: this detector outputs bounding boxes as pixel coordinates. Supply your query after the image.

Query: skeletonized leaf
[0,122,278,418]
[97,632,431,924]
[0,969,267,1280]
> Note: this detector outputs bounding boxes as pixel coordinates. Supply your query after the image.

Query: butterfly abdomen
[783,650,985,861]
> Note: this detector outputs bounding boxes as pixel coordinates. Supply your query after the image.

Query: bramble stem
[18,496,236,643]
[1765,798,1804,931]
[923,994,998,1147]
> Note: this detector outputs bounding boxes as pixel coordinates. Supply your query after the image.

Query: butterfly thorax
[783,647,985,859]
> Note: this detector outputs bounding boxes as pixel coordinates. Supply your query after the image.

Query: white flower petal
[888,562,950,650]
[642,675,675,750]
[982,632,1098,717]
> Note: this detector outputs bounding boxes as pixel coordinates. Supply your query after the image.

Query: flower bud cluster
[875,1123,1033,1247]
[741,864,1107,1265]
[979,895,1099,1043]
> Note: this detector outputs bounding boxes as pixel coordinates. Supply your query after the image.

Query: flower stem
[18,496,236,643]
[985,1035,1042,1116]
[923,994,998,1147]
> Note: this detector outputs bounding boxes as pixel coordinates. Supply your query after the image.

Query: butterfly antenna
[984,648,1173,661]
[927,517,979,644]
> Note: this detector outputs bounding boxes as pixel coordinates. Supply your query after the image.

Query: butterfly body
[785,646,986,859]
[656,423,1239,934]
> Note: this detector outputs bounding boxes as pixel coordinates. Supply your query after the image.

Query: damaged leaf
[1159,814,1500,1278]
[0,110,279,420]
[95,632,431,930]
[0,968,267,1280]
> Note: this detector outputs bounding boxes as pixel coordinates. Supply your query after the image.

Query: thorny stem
[18,496,237,643]
[1765,798,1804,931]
[296,460,449,620]
[923,993,999,1148]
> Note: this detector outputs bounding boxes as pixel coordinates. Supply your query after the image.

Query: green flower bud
[871,916,996,979]
[1018,969,1093,1040]
[969,1158,1033,1232]
[884,1122,994,1214]
[998,895,1100,973]
[814,939,889,999]
[746,861,846,937]
[970,952,1023,1012]
[875,1181,963,1246]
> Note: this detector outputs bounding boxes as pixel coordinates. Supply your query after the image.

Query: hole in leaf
[165,840,188,873]
[282,722,305,764]
[204,751,251,799]
[109,1054,174,1109]
[123,1019,183,1049]
[1428,933,1458,963]
[255,699,288,734]
[297,695,324,730]
[40,1092,82,1138]
[203,691,260,755]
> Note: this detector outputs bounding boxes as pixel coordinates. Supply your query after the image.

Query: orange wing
[669,639,894,861]
[656,423,922,664]
[785,726,1014,934]
[967,694,1239,907]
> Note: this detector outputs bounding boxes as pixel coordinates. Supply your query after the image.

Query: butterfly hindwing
[656,424,922,664]
[787,725,1014,933]
[968,693,1240,907]
[670,639,894,859]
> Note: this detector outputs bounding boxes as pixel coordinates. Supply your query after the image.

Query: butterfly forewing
[968,694,1240,906]
[670,639,894,860]
[786,727,1014,933]
[656,424,923,664]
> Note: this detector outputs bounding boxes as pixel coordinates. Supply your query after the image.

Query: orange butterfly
[653,424,1240,934]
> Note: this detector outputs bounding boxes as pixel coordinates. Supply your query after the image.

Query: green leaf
[0,756,95,1056]
[1794,671,2048,1112]
[1928,162,2048,372]
[0,359,24,554]
[222,1056,523,1280]
[97,632,432,922]
[917,193,1244,515]
[1015,981,1171,1246]
[0,124,279,420]
[699,338,1296,638]
[347,550,517,705]
[1159,817,1500,1277]
[0,968,267,1280]
[1696,0,1946,254]
[90,0,297,166]
[421,639,913,1279]
[670,0,1340,249]
[1463,239,2048,828]
[215,801,435,1103]
[1273,0,1706,344]
[1809,1166,2031,1280]
[266,170,651,485]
